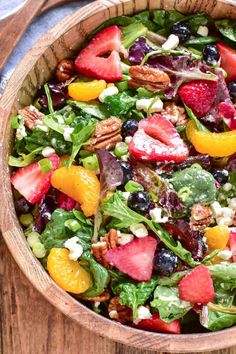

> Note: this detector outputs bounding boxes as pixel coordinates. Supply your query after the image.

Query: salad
[9,10,236,334]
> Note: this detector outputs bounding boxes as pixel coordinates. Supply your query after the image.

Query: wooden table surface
[0,238,235,354]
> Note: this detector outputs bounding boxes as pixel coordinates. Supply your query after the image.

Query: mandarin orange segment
[51,165,100,216]
[47,248,91,294]
[68,80,106,102]
[204,225,230,252]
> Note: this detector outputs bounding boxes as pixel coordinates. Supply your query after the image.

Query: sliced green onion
[11,115,19,129]
[64,219,81,232]
[114,142,129,157]
[116,80,129,91]
[32,243,47,258]
[27,232,40,247]
[44,83,54,115]
[120,62,130,74]
[81,154,99,171]
[19,213,34,227]
[38,158,52,173]
[125,180,144,193]
[185,36,218,46]
[177,186,191,202]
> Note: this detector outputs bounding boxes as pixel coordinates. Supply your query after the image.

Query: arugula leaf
[68,123,96,167]
[121,22,147,48]
[185,105,209,132]
[44,83,54,114]
[80,251,109,297]
[67,100,108,120]
[101,193,199,267]
[43,115,65,134]
[112,277,158,319]
[104,92,137,116]
[40,208,93,251]
[215,19,236,42]
[151,286,192,322]
[9,147,43,167]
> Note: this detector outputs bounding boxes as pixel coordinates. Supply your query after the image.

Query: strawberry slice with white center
[11,154,60,204]
[129,114,189,162]
[75,25,123,82]
[217,101,236,130]
[105,236,157,281]
[136,313,181,334]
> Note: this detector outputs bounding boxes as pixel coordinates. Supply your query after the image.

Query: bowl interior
[1,0,236,352]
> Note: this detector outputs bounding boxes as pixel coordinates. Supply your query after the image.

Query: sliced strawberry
[217,101,236,130]
[11,154,59,204]
[229,231,236,262]
[129,114,189,163]
[58,192,76,211]
[136,313,181,334]
[178,265,214,304]
[217,42,236,82]
[105,236,157,281]
[75,25,123,81]
[178,80,218,118]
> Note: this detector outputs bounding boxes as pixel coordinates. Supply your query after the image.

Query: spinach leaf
[104,92,137,116]
[171,165,217,207]
[153,10,184,30]
[215,19,236,42]
[185,105,209,132]
[9,147,43,167]
[102,192,199,267]
[133,11,157,31]
[151,286,192,322]
[40,208,93,251]
[121,22,147,48]
[112,277,158,319]
[181,13,209,34]
[201,309,236,331]
[80,251,110,297]
[67,100,108,119]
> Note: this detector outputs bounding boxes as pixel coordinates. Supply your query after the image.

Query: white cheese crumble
[223,183,232,192]
[162,34,180,50]
[149,207,169,223]
[109,310,119,319]
[197,25,209,37]
[136,98,163,113]
[122,192,131,200]
[125,136,132,144]
[64,236,83,261]
[42,146,55,157]
[130,223,148,238]
[117,231,134,245]
[35,121,49,132]
[16,124,27,140]
[133,306,152,324]
[217,250,233,261]
[228,198,236,210]
[98,86,119,103]
[210,201,222,218]
[63,127,74,142]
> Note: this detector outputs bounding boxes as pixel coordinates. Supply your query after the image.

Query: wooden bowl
[1,0,236,351]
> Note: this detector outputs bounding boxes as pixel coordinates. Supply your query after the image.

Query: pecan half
[161,102,187,126]
[84,117,122,152]
[92,229,118,268]
[190,204,213,231]
[55,59,76,82]
[80,290,111,302]
[128,65,170,92]
[18,105,44,130]
[108,296,133,323]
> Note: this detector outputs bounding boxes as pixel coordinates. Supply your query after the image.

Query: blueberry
[128,191,150,213]
[228,81,236,98]
[203,44,220,66]
[154,248,178,276]
[121,119,139,138]
[120,161,134,185]
[212,169,229,184]
[14,197,33,214]
[172,24,191,43]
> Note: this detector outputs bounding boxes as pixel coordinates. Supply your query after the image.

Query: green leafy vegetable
[153,10,184,31]
[67,100,108,119]
[217,172,236,204]
[137,87,155,99]
[215,19,236,42]
[80,251,110,297]
[112,277,158,319]
[171,165,217,207]
[9,147,43,167]
[151,286,192,322]
[182,13,209,33]
[133,11,157,31]
[104,92,137,116]
[44,83,54,115]
[121,22,147,48]
[185,36,219,46]
[185,105,209,132]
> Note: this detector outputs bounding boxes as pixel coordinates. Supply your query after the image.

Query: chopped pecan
[108,296,133,323]
[84,117,122,151]
[18,105,44,130]
[190,204,213,231]
[128,65,170,92]
[161,102,188,126]
[79,290,111,302]
[55,59,76,82]
[92,229,118,268]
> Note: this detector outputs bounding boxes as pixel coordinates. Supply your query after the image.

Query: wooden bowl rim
[1,0,236,351]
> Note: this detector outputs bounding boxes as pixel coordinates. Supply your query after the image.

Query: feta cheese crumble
[63,127,74,142]
[64,236,83,261]
[136,98,163,113]
[42,146,55,157]
[217,250,233,261]
[133,306,152,324]
[162,34,180,50]
[130,223,148,238]
[98,86,119,103]
[150,207,169,223]
[197,25,209,37]
[117,231,134,245]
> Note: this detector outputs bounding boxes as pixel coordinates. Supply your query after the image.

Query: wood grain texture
[1,238,236,354]
[1,0,236,352]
